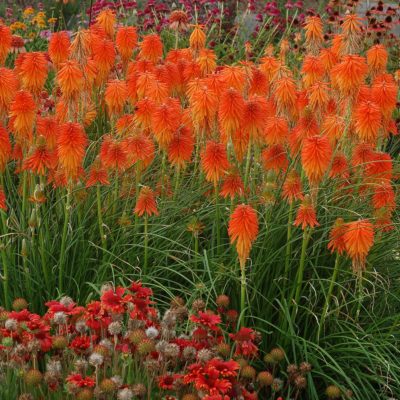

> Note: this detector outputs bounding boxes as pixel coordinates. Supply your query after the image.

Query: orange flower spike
[0,125,11,172]
[264,115,288,145]
[274,76,297,115]
[91,37,116,84]
[248,68,269,96]
[0,25,11,65]
[301,55,324,88]
[167,125,194,169]
[189,25,206,53]
[371,74,398,119]
[135,186,159,217]
[57,60,84,100]
[18,52,48,94]
[329,153,349,179]
[301,135,332,184]
[308,81,330,112]
[48,31,70,69]
[136,71,157,100]
[86,159,110,187]
[105,79,128,116]
[304,16,324,54]
[220,66,246,92]
[9,90,36,144]
[319,48,338,74]
[190,85,219,132]
[151,99,182,148]
[139,34,163,64]
[261,144,288,173]
[282,169,303,204]
[201,140,230,184]
[343,220,374,273]
[95,9,116,39]
[116,26,137,67]
[23,138,56,176]
[366,44,388,76]
[0,67,19,115]
[123,133,155,168]
[353,100,382,144]
[330,55,367,96]
[232,129,249,162]
[218,88,245,138]
[294,195,319,230]
[220,172,245,200]
[327,218,347,255]
[198,49,216,76]
[341,14,362,54]
[100,135,129,172]
[372,182,395,211]
[36,116,59,150]
[57,122,88,179]
[134,98,155,130]
[321,114,345,143]
[228,204,259,268]
[243,96,269,142]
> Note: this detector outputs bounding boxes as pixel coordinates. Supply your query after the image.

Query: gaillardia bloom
[228,204,259,268]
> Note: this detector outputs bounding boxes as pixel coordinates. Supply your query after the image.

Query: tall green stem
[143,216,149,276]
[292,228,311,318]
[284,202,294,284]
[97,185,106,251]
[173,166,181,200]
[244,139,252,188]
[214,183,220,253]
[59,188,71,293]
[318,253,340,341]
[0,212,9,309]
[240,263,246,327]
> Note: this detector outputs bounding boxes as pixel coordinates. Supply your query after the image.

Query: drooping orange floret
[343,220,374,272]
[366,44,387,76]
[167,125,194,169]
[151,98,182,148]
[331,34,344,57]
[189,25,206,53]
[139,34,163,63]
[351,143,374,167]
[301,55,324,88]
[228,204,259,268]
[190,84,219,133]
[136,71,157,100]
[218,88,245,138]
[18,52,48,94]
[264,115,288,145]
[330,55,367,96]
[371,74,398,118]
[0,125,11,172]
[105,79,128,116]
[148,78,169,104]
[329,153,349,179]
[135,186,159,217]
[169,10,189,32]
[9,90,36,144]
[198,49,216,76]
[304,16,324,53]
[294,196,319,230]
[301,135,332,183]
[57,122,88,179]
[261,144,288,173]
[282,169,303,204]
[274,76,297,115]
[36,116,59,150]
[122,133,155,168]
[100,135,129,172]
[0,25,11,65]
[319,48,338,74]
[364,151,392,181]
[57,60,84,100]
[116,26,137,66]
[220,172,244,200]
[183,61,201,83]
[232,129,250,163]
[353,100,381,143]
[91,37,116,83]
[23,141,57,175]
[48,31,70,69]
[201,141,230,184]
[95,9,116,39]
[341,14,362,52]
[0,67,19,115]
[327,218,347,255]
[86,159,110,187]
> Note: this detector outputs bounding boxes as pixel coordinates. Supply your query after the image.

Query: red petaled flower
[190,311,221,331]
[101,287,126,314]
[66,374,95,388]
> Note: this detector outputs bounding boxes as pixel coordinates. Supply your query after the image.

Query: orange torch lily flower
[294,196,319,230]
[228,204,259,268]
[201,141,230,184]
[48,31,70,69]
[135,186,159,217]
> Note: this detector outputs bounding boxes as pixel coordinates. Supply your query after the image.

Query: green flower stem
[59,188,71,293]
[97,184,106,251]
[143,216,149,276]
[240,263,247,327]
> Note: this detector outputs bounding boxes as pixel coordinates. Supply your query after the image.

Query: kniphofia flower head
[135,186,159,217]
[327,218,347,255]
[57,60,84,100]
[220,172,245,200]
[17,52,48,94]
[139,34,163,64]
[0,67,19,115]
[293,195,319,230]
[228,204,259,268]
[343,220,374,273]
[0,24,12,65]
[0,124,11,172]
[48,31,70,69]
[9,90,36,144]
[189,25,206,53]
[201,141,230,184]
[167,125,194,169]
[304,16,324,54]
[105,79,128,116]
[116,26,137,67]
[218,88,245,138]
[95,9,116,39]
